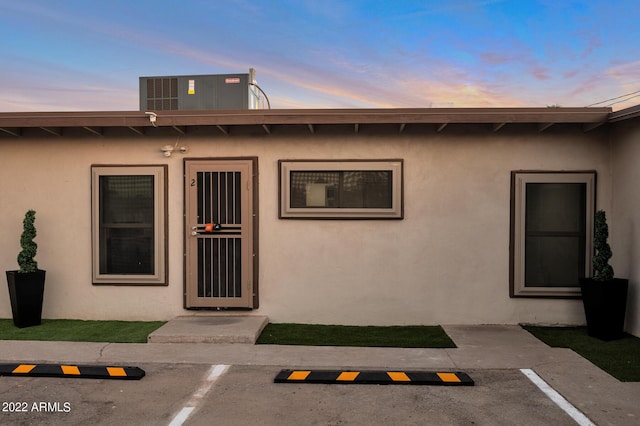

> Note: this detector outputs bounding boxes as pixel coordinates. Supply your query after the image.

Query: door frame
[183,157,259,309]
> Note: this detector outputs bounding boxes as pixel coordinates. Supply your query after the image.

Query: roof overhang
[0,107,616,138]
[608,104,640,122]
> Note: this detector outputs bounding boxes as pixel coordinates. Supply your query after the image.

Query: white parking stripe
[520,369,595,426]
[168,407,194,426]
[168,364,230,426]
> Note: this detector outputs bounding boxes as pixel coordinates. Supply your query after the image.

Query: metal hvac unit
[139,69,262,111]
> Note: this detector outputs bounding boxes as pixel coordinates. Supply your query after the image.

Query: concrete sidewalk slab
[147,315,268,343]
[0,325,599,372]
[100,343,457,369]
[442,324,572,369]
[0,340,108,364]
[442,324,550,349]
[532,353,640,426]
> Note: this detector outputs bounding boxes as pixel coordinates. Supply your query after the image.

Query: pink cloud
[563,69,580,79]
[479,51,521,66]
[532,66,550,80]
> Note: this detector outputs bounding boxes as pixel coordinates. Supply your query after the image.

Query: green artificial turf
[256,323,456,348]
[523,325,640,382]
[0,319,166,343]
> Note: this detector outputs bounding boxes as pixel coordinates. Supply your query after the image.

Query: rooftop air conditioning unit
[139,68,264,111]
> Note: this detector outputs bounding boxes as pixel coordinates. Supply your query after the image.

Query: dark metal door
[185,159,256,308]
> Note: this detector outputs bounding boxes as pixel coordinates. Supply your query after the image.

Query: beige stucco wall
[0,127,613,325]
[611,118,640,336]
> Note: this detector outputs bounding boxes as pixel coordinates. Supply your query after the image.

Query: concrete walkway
[147,315,269,344]
[1,323,639,425]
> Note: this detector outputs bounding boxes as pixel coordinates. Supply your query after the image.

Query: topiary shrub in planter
[5,210,46,328]
[579,210,628,341]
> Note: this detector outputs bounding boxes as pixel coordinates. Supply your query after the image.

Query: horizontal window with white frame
[279,160,403,219]
[91,165,168,285]
[510,171,596,297]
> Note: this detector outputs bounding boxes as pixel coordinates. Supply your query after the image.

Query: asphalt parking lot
[1,363,578,425]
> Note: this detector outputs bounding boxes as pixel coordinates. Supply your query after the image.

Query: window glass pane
[525,236,582,287]
[104,228,154,274]
[290,171,392,208]
[526,183,585,233]
[100,176,154,223]
[290,171,339,208]
[99,175,155,275]
[342,171,392,208]
[524,182,586,287]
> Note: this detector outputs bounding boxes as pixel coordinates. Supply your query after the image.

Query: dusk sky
[1,0,639,111]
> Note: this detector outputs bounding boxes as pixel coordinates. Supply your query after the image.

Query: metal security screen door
[185,159,257,308]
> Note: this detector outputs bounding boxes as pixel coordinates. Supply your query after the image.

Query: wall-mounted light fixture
[160,144,174,157]
[145,111,158,127]
[160,137,188,157]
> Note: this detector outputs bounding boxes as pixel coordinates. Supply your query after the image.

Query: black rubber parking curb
[0,363,145,380]
[275,369,474,385]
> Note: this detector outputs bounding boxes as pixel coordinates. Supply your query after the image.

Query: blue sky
[1,0,638,111]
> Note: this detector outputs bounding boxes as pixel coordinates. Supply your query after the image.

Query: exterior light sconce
[160,145,174,157]
[160,139,188,157]
[145,111,158,127]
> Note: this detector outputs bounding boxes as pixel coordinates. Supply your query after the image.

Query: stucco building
[1,106,638,336]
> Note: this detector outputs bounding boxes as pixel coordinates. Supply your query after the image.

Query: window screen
[524,183,587,287]
[92,165,167,285]
[510,171,595,297]
[290,171,392,209]
[99,175,155,275]
[279,160,403,219]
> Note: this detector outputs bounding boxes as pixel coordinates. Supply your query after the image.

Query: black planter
[6,270,46,328]
[580,278,628,341]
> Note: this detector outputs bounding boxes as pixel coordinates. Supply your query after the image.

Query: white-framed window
[279,160,403,219]
[91,165,168,285]
[510,171,595,297]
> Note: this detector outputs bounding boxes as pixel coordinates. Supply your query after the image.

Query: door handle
[191,223,222,235]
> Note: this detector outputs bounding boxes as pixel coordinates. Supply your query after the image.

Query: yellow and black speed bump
[274,370,473,386]
[0,363,145,380]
